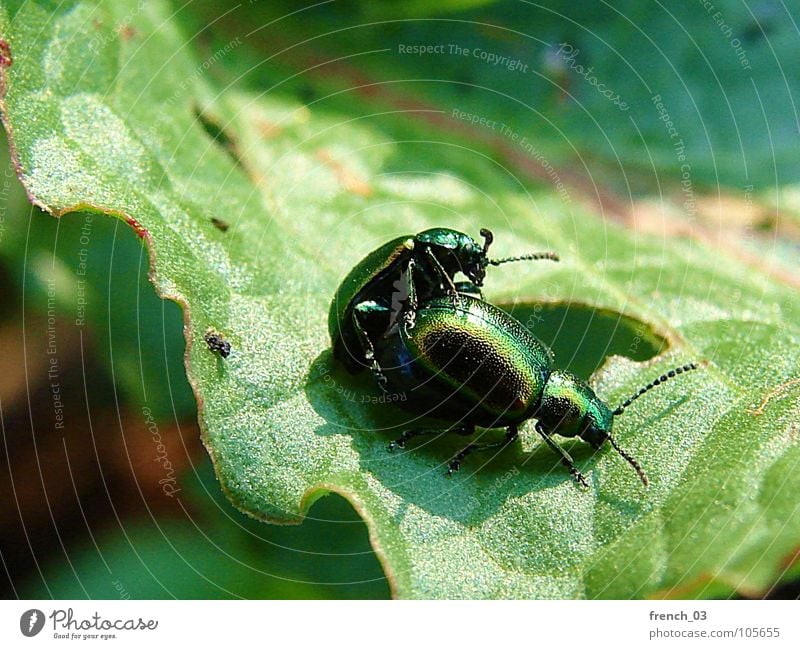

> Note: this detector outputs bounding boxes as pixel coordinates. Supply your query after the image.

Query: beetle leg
[423,246,461,310]
[387,429,433,452]
[401,257,419,330]
[388,424,474,453]
[352,303,389,393]
[535,423,589,488]
[446,425,518,476]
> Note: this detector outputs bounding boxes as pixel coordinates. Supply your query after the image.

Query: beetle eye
[582,423,608,449]
[468,264,487,287]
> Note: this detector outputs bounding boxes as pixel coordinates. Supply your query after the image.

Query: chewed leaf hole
[498,302,668,380]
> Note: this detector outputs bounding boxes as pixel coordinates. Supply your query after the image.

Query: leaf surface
[1,0,798,598]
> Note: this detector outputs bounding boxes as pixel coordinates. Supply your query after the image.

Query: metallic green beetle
[375,294,699,486]
[328,228,558,386]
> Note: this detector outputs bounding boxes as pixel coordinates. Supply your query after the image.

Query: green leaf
[1,0,798,598]
[18,463,389,600]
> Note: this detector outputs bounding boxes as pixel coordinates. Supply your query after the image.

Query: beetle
[328,227,558,387]
[204,330,231,358]
[375,294,700,486]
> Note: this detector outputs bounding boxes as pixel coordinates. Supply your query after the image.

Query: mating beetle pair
[329,228,557,378]
[328,228,699,486]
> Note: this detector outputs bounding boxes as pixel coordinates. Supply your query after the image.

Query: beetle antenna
[479,228,494,256]
[613,362,700,416]
[608,436,649,486]
[489,251,560,266]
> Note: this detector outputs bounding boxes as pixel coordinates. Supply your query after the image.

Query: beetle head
[538,370,648,486]
[538,370,610,440]
[461,228,494,286]
[416,228,490,287]
[416,227,560,288]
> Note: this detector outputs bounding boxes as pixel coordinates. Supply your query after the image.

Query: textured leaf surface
[1,0,798,598]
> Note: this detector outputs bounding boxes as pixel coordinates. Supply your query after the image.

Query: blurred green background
[1,0,798,598]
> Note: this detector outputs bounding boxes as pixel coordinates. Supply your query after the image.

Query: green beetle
[328,228,558,387]
[375,294,700,486]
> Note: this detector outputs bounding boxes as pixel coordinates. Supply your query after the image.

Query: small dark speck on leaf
[211,217,230,232]
[0,40,13,68]
[193,106,241,167]
[204,330,231,359]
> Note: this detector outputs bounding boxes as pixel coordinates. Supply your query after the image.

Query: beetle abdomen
[377,296,552,428]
